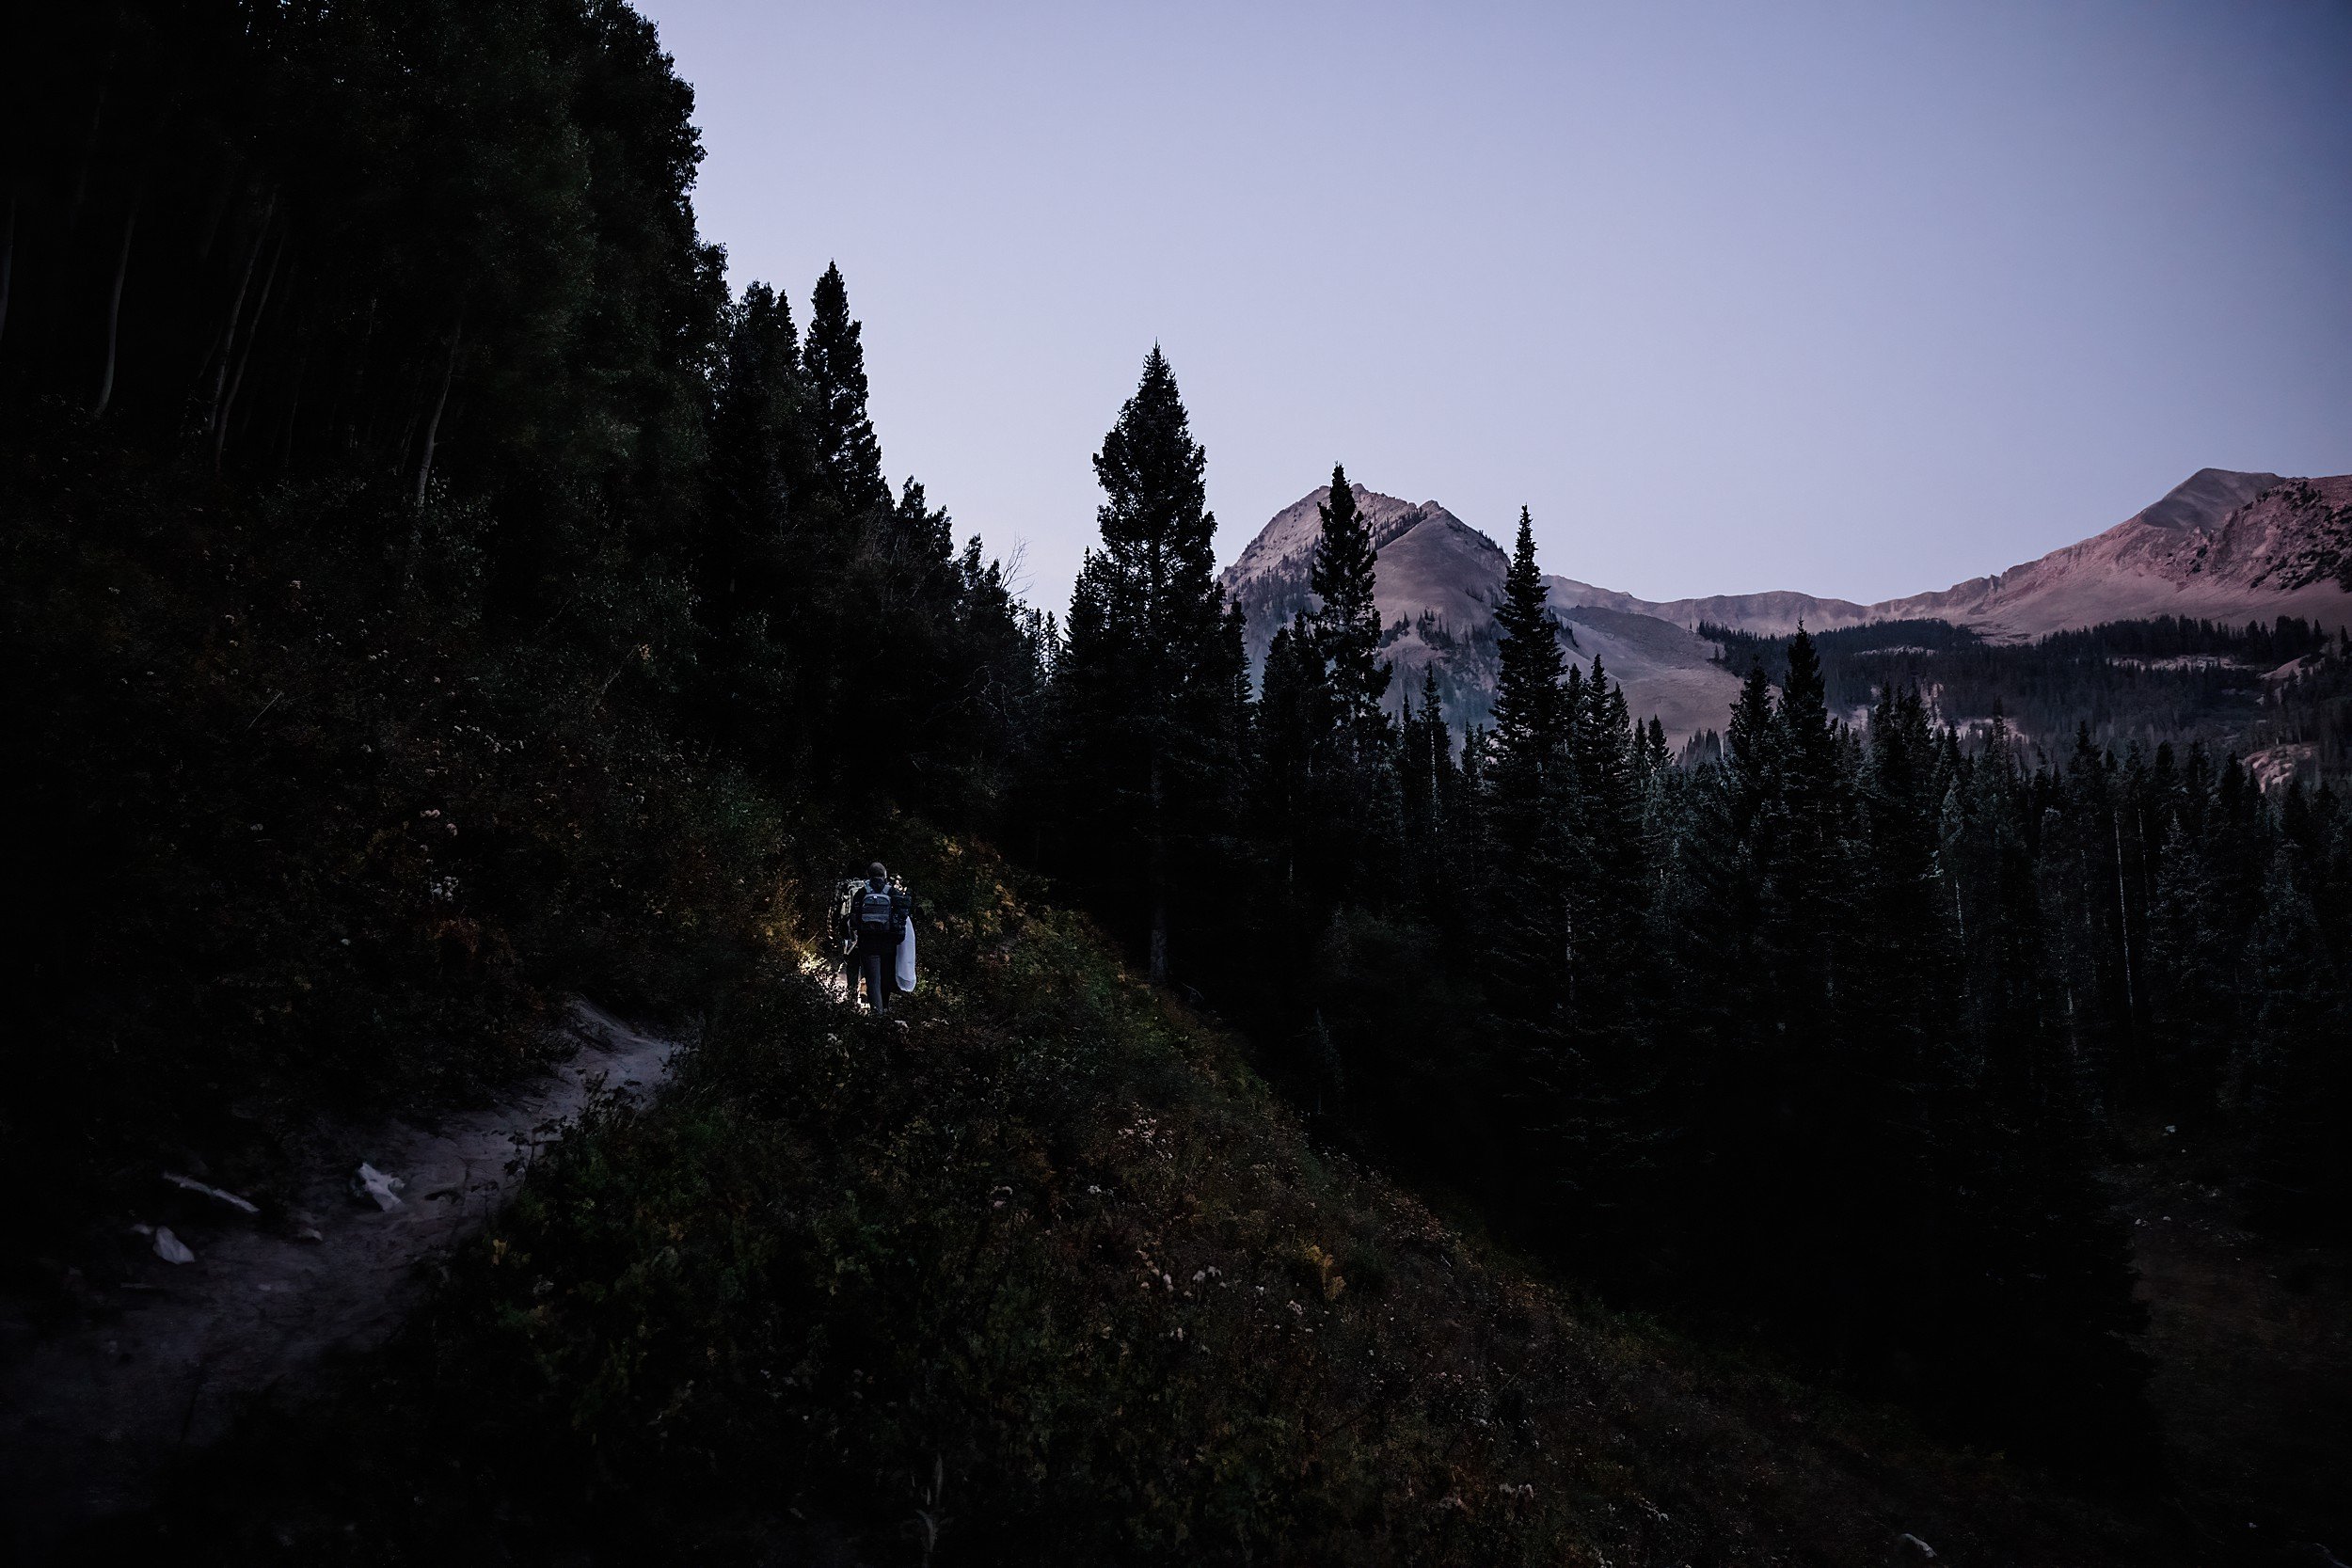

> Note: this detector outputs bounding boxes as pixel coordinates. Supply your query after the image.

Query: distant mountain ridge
[1217,484,1744,743]
[1217,468,2352,743]
[1542,467,2352,639]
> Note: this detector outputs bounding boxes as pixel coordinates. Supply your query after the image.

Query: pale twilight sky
[635,1,2352,616]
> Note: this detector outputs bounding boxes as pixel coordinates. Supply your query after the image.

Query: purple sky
[636,1,2352,616]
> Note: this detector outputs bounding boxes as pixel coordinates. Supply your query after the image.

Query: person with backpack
[845,862,911,1016]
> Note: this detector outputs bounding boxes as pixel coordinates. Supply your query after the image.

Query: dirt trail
[0,1000,683,1559]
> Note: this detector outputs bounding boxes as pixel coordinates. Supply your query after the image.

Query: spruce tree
[700,280,808,766]
[708,281,803,548]
[1423,667,1458,798]
[1394,664,1466,912]
[1309,464,1392,760]
[802,261,888,516]
[1484,508,1565,904]
[1553,658,1669,1245]
[1257,614,1332,888]
[1725,660,1777,833]
[1477,509,1576,1218]
[1772,626,1856,1018]
[2237,845,2347,1231]
[1052,346,1248,983]
[1489,507,1565,794]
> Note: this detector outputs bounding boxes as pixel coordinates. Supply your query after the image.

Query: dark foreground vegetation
[5,1,2348,1562]
[73,844,2178,1564]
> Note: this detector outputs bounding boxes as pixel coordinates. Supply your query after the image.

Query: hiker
[845,862,911,1015]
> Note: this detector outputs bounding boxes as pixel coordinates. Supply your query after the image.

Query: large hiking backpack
[852,880,909,942]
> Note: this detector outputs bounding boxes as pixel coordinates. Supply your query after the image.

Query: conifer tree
[1488,507,1565,802]
[1565,658,1646,1024]
[1309,464,1392,760]
[1550,657,1670,1243]
[1423,666,1458,800]
[1052,346,1248,983]
[2236,845,2348,1230]
[802,261,888,516]
[1771,627,1857,1018]
[708,282,804,545]
[1257,613,1332,887]
[1475,509,1577,1212]
[1394,664,1466,911]
[1725,660,1777,832]
[700,280,808,765]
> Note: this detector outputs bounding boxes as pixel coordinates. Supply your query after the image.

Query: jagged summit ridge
[1537,467,2352,639]
[1218,485,1500,670]
[2133,467,2284,532]
[1863,468,2352,638]
[1218,483,1740,744]
[1217,468,2352,743]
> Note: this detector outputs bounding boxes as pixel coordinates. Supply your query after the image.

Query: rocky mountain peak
[1220,483,1738,743]
[2132,467,2284,533]
[1216,467,2352,748]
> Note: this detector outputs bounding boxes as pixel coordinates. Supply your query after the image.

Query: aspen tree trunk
[91,198,137,416]
[213,232,283,468]
[208,198,274,437]
[412,312,461,512]
[275,329,310,468]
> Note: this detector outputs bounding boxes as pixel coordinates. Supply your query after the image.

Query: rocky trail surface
[0,1001,683,1560]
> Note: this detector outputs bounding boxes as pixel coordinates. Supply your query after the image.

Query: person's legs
[860,944,887,1013]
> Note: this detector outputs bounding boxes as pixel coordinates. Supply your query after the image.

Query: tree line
[4,0,1043,1243]
[1706,614,2340,763]
[5,0,1048,826]
[1031,356,2352,1455]
[9,0,2347,1468]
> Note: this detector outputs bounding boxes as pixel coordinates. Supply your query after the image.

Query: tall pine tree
[1309,465,1392,762]
[802,261,888,517]
[1478,508,1574,1216]
[1051,346,1248,983]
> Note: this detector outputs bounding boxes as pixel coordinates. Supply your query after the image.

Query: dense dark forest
[6,1,2350,1560]
[1706,615,2348,770]
[4,0,1044,1234]
[1057,462,2352,1448]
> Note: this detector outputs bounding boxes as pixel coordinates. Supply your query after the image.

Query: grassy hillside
[74,840,2176,1566]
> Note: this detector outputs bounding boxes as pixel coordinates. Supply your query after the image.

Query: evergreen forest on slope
[4,4,2348,1562]
[1701,614,2352,777]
